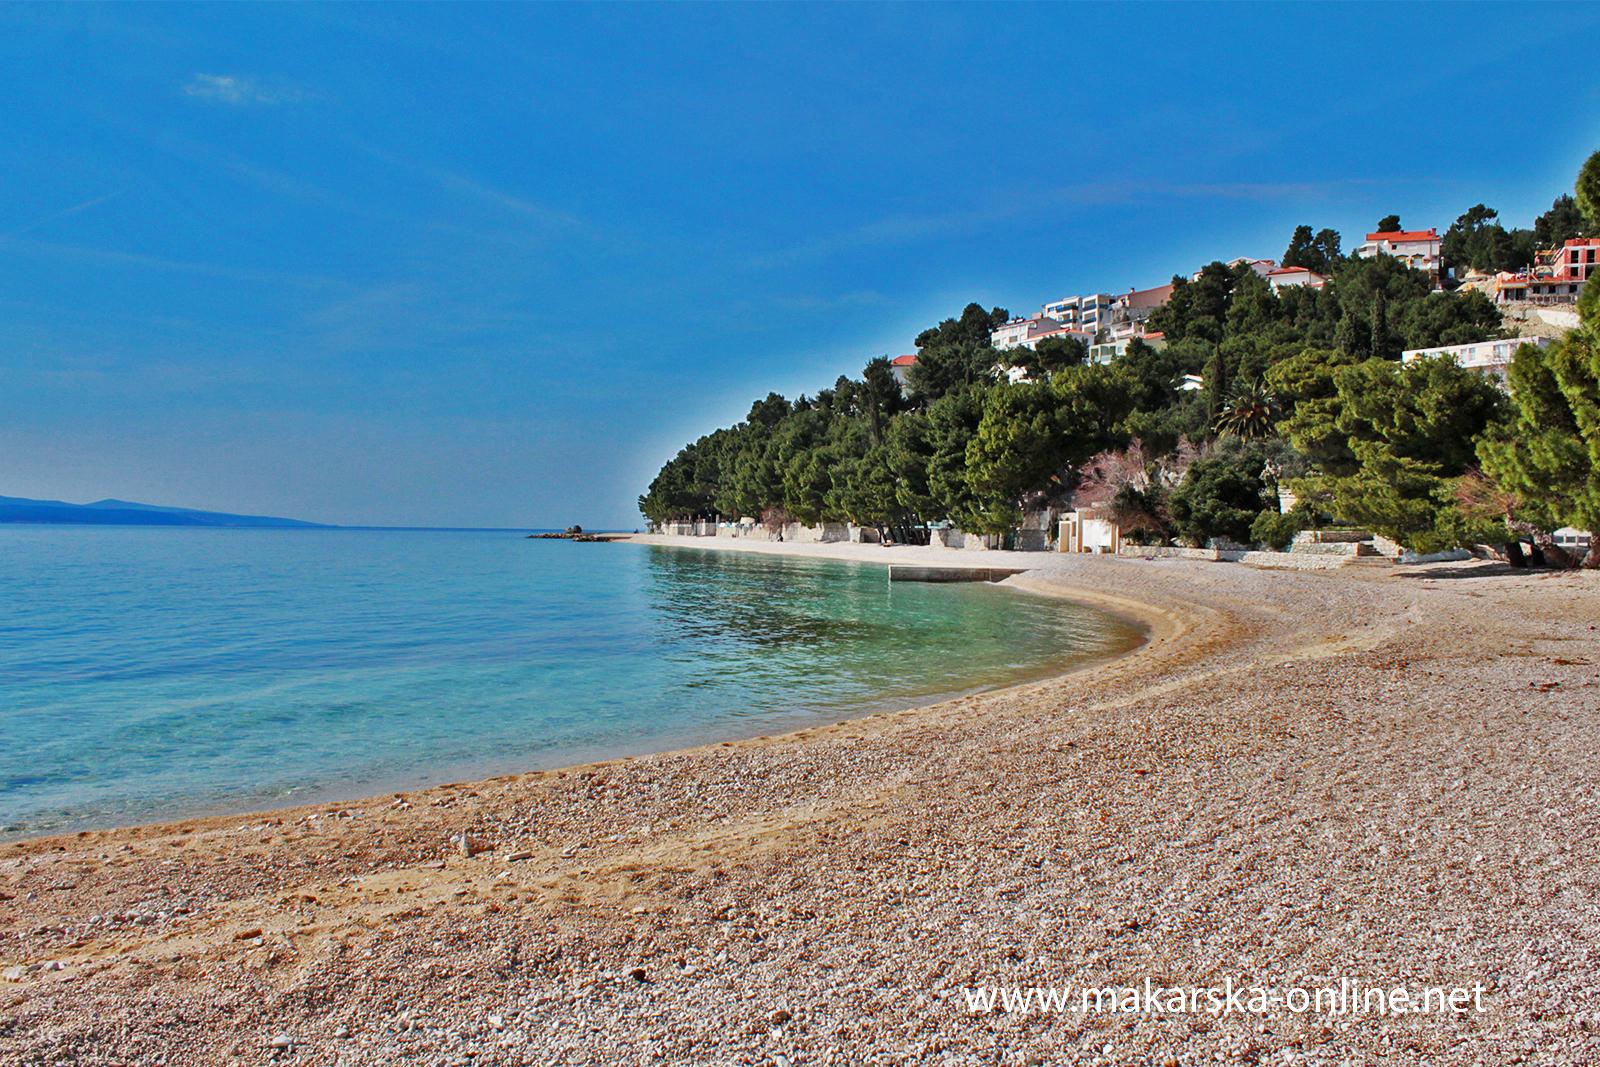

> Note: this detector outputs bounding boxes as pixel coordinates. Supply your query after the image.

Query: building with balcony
[1088,331,1166,365]
[1541,237,1600,283]
[1490,238,1598,305]
[1400,335,1552,382]
[991,315,1093,351]
[1356,228,1442,285]
[1040,293,1116,336]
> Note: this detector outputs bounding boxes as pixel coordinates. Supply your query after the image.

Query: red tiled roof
[891,354,917,366]
[1364,229,1439,243]
[1265,266,1322,277]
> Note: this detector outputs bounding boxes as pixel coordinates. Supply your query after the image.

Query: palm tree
[1214,382,1280,440]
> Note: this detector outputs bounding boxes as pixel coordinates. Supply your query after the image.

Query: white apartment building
[991,315,1093,351]
[1400,335,1552,382]
[991,315,1060,350]
[1040,293,1115,336]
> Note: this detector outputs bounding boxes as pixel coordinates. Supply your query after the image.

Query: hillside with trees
[641,152,1600,566]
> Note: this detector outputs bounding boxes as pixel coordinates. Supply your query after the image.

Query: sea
[0,527,1141,837]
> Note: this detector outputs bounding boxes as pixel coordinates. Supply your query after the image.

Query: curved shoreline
[4,552,1598,1063]
[0,542,1148,844]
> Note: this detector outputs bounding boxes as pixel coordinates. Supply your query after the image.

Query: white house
[889,354,918,390]
[1401,335,1552,382]
[1356,228,1442,285]
[991,315,1061,350]
[1265,265,1328,292]
[1191,257,1277,281]
[991,315,1093,352]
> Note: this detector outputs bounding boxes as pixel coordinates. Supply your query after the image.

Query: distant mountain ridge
[0,495,331,528]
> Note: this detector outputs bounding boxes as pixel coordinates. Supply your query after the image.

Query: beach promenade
[2,546,1597,1064]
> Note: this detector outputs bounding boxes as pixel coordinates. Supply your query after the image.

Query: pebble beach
[3,542,1598,1065]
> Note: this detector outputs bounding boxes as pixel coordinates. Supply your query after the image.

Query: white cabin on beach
[1058,508,1121,554]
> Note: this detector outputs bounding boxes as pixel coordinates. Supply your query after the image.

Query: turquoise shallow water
[0,528,1140,837]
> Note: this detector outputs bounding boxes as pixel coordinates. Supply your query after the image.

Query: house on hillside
[1265,265,1328,292]
[991,315,1093,351]
[1191,257,1277,281]
[1492,271,1531,304]
[1528,237,1598,304]
[1541,237,1600,283]
[1041,293,1115,335]
[1490,238,1599,306]
[1355,228,1442,286]
[1401,335,1553,383]
[1088,332,1167,365]
[1112,283,1175,328]
[889,354,918,391]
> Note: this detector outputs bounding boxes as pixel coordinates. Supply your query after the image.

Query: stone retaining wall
[1118,544,1368,570]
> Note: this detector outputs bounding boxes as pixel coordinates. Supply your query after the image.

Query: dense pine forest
[641,153,1600,565]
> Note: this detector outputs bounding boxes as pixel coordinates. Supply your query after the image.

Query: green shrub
[1251,508,1308,551]
[1169,443,1278,546]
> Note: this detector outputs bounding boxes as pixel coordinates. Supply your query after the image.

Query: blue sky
[3,3,1598,528]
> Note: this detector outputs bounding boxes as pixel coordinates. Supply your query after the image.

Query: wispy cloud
[749,178,1399,269]
[5,191,122,238]
[428,169,586,231]
[346,139,590,238]
[183,73,308,106]
[0,233,345,289]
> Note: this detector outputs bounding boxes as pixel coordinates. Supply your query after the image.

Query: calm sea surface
[0,528,1140,836]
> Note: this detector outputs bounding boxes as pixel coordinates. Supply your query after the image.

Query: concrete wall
[1117,544,1361,570]
[654,522,1042,551]
[1294,529,1372,545]
[931,528,982,550]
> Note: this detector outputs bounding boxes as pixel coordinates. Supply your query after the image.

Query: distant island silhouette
[0,495,330,528]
